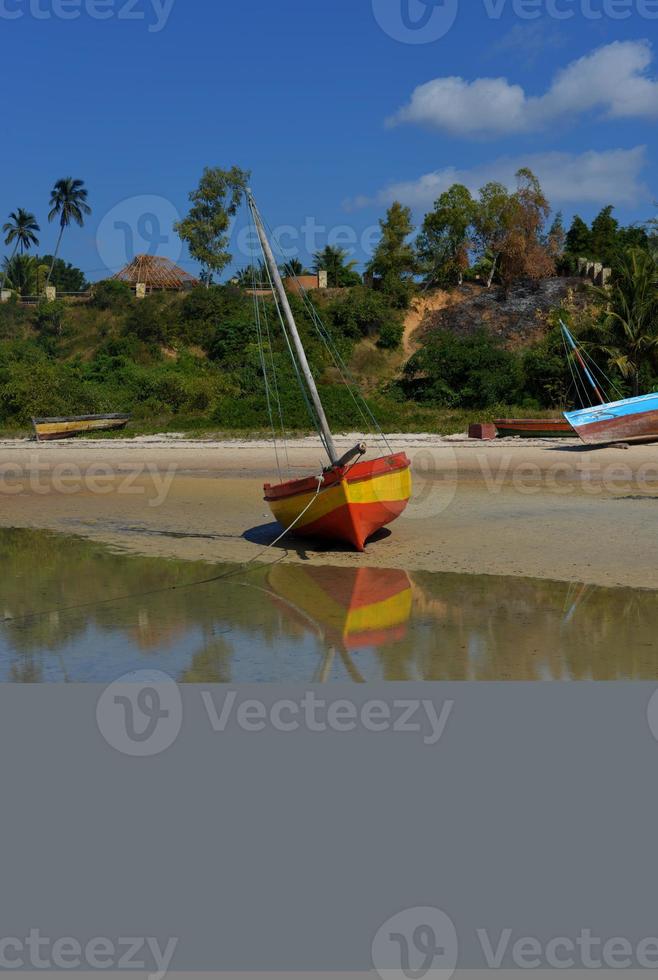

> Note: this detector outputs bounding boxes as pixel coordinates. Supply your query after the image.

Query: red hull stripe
[295,499,408,552]
[265,452,410,502]
[301,566,412,610]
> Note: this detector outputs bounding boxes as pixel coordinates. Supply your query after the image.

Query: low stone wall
[577,257,612,287]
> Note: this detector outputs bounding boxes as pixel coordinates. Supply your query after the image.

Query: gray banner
[3,683,658,973]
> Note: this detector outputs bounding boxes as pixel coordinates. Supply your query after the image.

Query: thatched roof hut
[112,255,198,292]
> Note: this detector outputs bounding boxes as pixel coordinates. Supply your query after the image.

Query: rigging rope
[262,215,394,456]
[252,258,284,481]
[246,197,333,460]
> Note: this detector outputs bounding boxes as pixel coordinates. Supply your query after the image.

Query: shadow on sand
[243,522,392,559]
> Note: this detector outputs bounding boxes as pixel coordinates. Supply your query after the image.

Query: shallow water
[1,527,657,682]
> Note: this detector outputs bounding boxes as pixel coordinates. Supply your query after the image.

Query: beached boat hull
[267,565,413,650]
[264,452,412,551]
[565,393,658,445]
[495,418,575,439]
[32,414,131,442]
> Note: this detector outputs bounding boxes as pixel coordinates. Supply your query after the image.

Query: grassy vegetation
[0,279,625,440]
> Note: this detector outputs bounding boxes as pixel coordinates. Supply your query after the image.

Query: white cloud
[346,147,649,211]
[389,41,658,136]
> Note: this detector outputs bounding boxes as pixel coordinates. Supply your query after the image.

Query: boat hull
[264,452,412,552]
[565,393,658,445]
[267,565,413,650]
[32,414,131,442]
[495,418,575,439]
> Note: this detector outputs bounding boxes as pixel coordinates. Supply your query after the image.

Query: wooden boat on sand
[495,418,575,439]
[265,453,412,552]
[247,190,412,551]
[565,394,658,445]
[32,414,131,442]
[560,322,658,445]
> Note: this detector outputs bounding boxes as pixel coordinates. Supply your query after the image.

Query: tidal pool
[1,527,657,682]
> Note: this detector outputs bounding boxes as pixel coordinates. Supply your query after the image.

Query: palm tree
[282,258,310,278]
[313,245,359,287]
[1,209,40,289]
[591,248,658,397]
[1,255,43,296]
[46,178,91,285]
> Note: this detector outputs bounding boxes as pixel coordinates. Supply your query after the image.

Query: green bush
[34,300,67,337]
[377,321,403,350]
[402,329,523,408]
[124,294,174,345]
[326,286,403,345]
[92,280,133,311]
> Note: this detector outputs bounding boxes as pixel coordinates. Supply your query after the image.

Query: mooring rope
[1,476,329,630]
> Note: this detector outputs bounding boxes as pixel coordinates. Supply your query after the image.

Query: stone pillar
[317,270,328,289]
[586,262,596,280]
[599,268,612,287]
[577,258,588,276]
[136,282,147,299]
[44,285,56,301]
[0,289,12,303]
[593,263,603,283]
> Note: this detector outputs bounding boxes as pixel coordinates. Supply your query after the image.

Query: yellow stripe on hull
[268,467,413,532]
[344,589,413,638]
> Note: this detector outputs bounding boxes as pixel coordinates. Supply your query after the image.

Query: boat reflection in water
[264,566,413,681]
[3,529,658,682]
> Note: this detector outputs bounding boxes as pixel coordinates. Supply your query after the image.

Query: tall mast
[247,190,339,466]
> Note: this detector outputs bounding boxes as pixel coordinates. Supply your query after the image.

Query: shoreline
[1,433,657,590]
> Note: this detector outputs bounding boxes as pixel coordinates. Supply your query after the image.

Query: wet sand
[1,433,657,589]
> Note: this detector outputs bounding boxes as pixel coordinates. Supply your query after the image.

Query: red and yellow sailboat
[248,191,412,551]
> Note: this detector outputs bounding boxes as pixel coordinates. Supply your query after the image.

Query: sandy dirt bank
[1,433,657,589]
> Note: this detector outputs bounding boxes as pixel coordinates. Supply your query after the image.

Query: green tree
[472,182,512,288]
[368,202,416,306]
[590,205,619,266]
[234,262,269,288]
[565,215,592,257]
[1,209,40,290]
[1,255,50,296]
[547,211,566,259]
[46,178,91,285]
[618,224,650,252]
[591,248,658,397]
[313,246,360,287]
[38,256,87,292]
[416,184,476,287]
[282,258,311,278]
[175,166,250,286]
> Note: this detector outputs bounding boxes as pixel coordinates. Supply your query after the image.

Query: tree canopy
[175,166,250,284]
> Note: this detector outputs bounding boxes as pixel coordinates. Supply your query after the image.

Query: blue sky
[1,0,657,280]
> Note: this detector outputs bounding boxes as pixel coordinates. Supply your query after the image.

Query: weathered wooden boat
[560,322,658,445]
[565,394,658,445]
[267,565,413,651]
[32,414,131,442]
[247,190,412,551]
[495,418,575,439]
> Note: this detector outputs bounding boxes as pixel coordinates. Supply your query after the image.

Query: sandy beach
[1,432,657,589]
